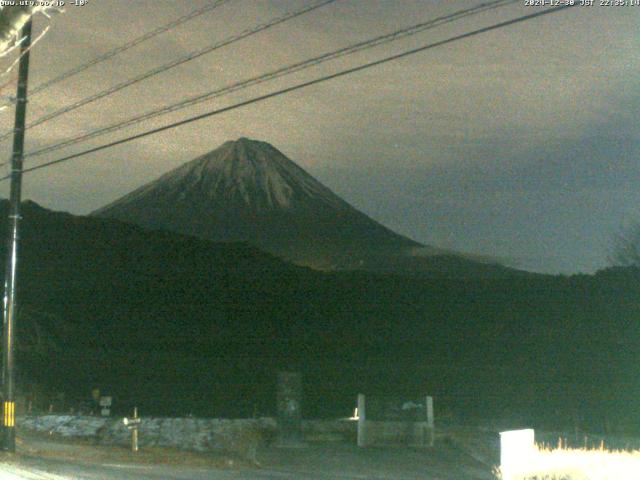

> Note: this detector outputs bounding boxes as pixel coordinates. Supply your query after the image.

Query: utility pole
[1,17,32,453]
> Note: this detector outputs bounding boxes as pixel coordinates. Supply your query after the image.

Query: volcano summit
[93,138,505,275]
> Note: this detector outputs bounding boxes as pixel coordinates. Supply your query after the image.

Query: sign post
[99,396,112,417]
[123,407,140,453]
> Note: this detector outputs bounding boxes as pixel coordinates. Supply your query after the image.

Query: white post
[357,393,366,447]
[426,396,434,447]
[499,429,536,480]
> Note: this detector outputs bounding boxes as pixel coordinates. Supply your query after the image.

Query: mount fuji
[92,138,508,276]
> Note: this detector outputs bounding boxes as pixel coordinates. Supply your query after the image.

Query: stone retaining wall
[19,415,276,453]
[18,415,357,452]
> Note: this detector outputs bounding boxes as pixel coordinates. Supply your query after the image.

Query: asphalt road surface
[0,460,320,480]
[1,431,496,479]
[1,448,494,480]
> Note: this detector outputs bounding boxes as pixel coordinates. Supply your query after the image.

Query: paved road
[1,448,494,480]
[2,434,495,479]
[1,459,310,480]
[1,461,420,480]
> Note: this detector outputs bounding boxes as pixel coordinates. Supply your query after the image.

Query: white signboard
[500,429,536,480]
[99,396,112,407]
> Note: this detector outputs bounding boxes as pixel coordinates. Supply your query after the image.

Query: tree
[609,223,640,267]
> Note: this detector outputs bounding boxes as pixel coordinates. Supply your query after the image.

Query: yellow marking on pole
[4,401,15,427]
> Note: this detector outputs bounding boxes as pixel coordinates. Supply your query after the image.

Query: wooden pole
[131,407,139,452]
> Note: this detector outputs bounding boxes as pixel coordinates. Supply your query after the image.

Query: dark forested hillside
[2,201,639,433]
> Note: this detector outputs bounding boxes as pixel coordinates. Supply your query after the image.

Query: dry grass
[495,442,640,480]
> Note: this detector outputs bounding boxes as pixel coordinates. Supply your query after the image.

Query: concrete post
[276,371,303,447]
[357,393,366,447]
[426,396,434,447]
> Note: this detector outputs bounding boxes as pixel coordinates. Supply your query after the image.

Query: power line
[2,4,576,181]
[0,0,337,143]
[28,0,232,97]
[26,0,517,160]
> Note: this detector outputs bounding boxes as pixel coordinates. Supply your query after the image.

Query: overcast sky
[0,0,637,274]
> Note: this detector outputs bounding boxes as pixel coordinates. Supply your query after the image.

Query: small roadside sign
[123,417,141,429]
[99,396,112,407]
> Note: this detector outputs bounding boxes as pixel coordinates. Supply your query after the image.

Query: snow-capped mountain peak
[92,137,442,271]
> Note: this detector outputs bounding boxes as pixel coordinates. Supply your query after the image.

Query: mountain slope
[93,138,503,274]
[92,138,525,277]
[93,138,430,268]
[1,201,638,429]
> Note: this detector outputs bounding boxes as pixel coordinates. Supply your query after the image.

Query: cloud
[0,0,636,274]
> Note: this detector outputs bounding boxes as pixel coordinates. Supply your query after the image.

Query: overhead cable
[0,0,337,142]
[27,0,517,159]
[3,4,576,181]
[29,0,232,96]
